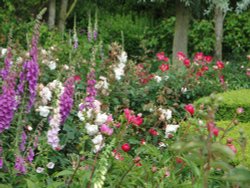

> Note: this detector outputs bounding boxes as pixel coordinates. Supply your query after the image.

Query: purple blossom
[16,25,40,112]
[0,157,3,169]
[93,30,98,41]
[0,47,12,80]
[14,156,26,174]
[27,148,35,163]
[60,77,75,124]
[19,131,27,152]
[0,73,17,133]
[80,70,97,111]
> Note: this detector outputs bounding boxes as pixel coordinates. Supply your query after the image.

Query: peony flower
[121,143,131,152]
[37,106,50,117]
[156,52,165,61]
[85,123,99,136]
[194,52,203,61]
[183,58,190,68]
[204,56,212,63]
[184,104,195,115]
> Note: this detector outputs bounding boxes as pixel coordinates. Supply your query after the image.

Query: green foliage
[195,89,250,122]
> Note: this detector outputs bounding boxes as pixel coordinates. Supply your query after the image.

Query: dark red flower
[184,104,195,115]
[74,75,81,82]
[183,58,190,68]
[216,61,224,69]
[159,64,169,72]
[121,143,131,152]
[149,128,158,136]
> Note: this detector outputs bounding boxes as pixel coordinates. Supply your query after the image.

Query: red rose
[159,64,169,72]
[184,104,195,115]
[121,143,131,152]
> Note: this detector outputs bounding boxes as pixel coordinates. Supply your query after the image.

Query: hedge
[195,89,250,122]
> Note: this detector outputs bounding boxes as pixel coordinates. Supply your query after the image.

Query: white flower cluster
[40,80,65,150]
[158,108,172,121]
[114,51,127,80]
[78,100,113,153]
[40,47,58,70]
[95,76,109,95]
[0,48,7,58]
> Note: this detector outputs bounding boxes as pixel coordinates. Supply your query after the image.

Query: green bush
[195,89,250,122]
[217,121,250,168]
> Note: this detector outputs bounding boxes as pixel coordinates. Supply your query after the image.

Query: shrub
[195,89,250,122]
[217,121,250,168]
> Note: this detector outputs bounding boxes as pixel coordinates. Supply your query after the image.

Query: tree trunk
[172,1,191,65]
[58,0,68,32]
[214,6,224,60]
[48,0,56,29]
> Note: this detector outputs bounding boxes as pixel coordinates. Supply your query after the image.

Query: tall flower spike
[87,11,92,42]
[93,10,98,40]
[60,77,75,124]
[0,47,12,80]
[0,72,17,133]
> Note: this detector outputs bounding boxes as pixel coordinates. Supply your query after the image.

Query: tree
[48,0,56,29]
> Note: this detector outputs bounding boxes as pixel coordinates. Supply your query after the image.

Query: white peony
[48,61,57,70]
[85,123,99,136]
[37,106,50,117]
[92,134,103,145]
[95,113,108,125]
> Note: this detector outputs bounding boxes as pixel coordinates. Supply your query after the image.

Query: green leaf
[0,184,12,188]
[26,179,38,188]
[224,167,250,183]
[53,170,74,177]
[211,143,235,161]
[47,182,65,188]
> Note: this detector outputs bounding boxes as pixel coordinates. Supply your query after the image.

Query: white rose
[38,106,50,117]
[95,113,108,125]
[165,124,179,138]
[154,75,162,83]
[92,134,103,145]
[85,123,98,136]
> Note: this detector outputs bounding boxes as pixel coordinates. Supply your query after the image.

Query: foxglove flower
[19,131,27,152]
[27,148,35,163]
[60,77,75,124]
[14,156,26,174]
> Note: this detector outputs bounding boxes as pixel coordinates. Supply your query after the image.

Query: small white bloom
[158,142,167,148]
[36,167,44,173]
[48,61,56,70]
[85,123,99,136]
[16,57,23,64]
[92,134,103,145]
[77,111,85,121]
[63,65,69,70]
[41,49,47,55]
[165,124,180,138]
[95,113,108,125]
[47,162,55,169]
[164,76,169,80]
[117,51,128,64]
[114,67,124,80]
[154,75,162,83]
[37,106,50,117]
[159,108,172,120]
[1,48,7,57]
[95,76,109,90]
[93,143,105,153]
[93,100,101,114]
[181,87,187,94]
[40,87,52,102]
[27,125,33,131]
